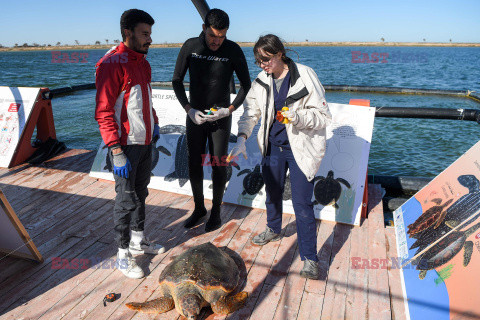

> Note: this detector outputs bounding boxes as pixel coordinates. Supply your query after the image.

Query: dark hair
[253,34,292,65]
[120,9,155,41]
[204,8,229,30]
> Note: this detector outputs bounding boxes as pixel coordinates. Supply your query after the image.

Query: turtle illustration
[407,198,454,236]
[164,125,237,187]
[237,164,264,196]
[413,221,480,279]
[161,125,189,187]
[313,170,351,208]
[283,172,292,201]
[442,175,480,229]
[125,242,248,319]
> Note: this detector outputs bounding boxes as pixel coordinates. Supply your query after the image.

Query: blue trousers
[262,143,318,262]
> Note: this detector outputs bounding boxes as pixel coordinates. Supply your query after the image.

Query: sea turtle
[412,221,480,279]
[237,164,264,196]
[125,242,248,319]
[407,198,454,236]
[313,170,351,208]
[442,174,480,229]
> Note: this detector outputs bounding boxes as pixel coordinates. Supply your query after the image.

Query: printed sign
[0,87,39,167]
[394,140,480,319]
[90,89,374,225]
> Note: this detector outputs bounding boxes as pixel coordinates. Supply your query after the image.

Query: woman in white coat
[229,34,332,279]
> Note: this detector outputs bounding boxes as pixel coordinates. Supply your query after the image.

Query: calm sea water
[1,46,480,177]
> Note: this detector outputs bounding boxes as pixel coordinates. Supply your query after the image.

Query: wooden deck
[0,149,406,320]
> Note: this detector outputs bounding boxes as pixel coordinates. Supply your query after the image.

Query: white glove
[283,109,299,125]
[204,108,231,122]
[227,136,247,162]
[188,108,207,125]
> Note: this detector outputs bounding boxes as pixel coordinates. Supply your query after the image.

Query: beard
[131,35,150,54]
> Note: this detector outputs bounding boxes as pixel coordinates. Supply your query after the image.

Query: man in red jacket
[95,9,164,279]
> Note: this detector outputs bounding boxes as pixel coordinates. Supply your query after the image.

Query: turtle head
[179,293,202,319]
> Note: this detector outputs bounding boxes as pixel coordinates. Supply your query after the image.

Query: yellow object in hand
[206,107,218,115]
[277,107,290,124]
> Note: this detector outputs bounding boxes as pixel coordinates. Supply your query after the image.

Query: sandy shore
[1,41,479,52]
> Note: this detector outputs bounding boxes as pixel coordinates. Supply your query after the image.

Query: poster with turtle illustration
[90,90,374,225]
[0,87,39,168]
[393,140,480,319]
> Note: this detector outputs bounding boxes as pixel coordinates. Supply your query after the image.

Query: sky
[0,0,479,47]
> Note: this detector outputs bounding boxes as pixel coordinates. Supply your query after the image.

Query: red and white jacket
[95,42,158,147]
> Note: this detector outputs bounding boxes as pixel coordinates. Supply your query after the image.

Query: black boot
[184,207,207,228]
[205,206,222,232]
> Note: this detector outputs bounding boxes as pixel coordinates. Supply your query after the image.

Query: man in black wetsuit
[172,8,251,232]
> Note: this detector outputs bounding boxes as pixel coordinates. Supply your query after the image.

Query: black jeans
[110,144,152,249]
[186,114,232,209]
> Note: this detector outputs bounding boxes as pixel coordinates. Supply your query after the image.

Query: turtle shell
[242,165,264,195]
[159,242,240,293]
[416,232,465,270]
[314,177,342,206]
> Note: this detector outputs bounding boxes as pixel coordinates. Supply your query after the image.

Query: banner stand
[349,99,371,219]
[9,88,56,168]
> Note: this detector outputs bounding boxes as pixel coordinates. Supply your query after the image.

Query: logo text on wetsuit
[191,52,229,62]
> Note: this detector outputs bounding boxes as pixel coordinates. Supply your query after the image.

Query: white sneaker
[117,248,144,279]
[129,230,165,255]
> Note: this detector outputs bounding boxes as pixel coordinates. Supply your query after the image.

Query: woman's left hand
[283,109,299,125]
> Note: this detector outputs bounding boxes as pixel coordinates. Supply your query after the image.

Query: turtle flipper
[164,171,178,182]
[211,292,248,315]
[419,270,427,280]
[464,241,474,267]
[445,220,459,228]
[157,146,171,156]
[434,209,448,229]
[125,297,175,314]
[337,178,351,188]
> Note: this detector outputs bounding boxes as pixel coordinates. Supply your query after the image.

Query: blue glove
[152,124,160,143]
[112,150,132,179]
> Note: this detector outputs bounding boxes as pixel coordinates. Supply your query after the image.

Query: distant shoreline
[1,41,479,52]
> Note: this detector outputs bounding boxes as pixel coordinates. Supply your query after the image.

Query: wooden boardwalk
[0,149,406,320]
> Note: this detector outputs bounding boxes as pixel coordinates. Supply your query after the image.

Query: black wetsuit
[172,32,251,210]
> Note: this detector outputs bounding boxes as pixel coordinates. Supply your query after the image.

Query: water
[1,46,479,177]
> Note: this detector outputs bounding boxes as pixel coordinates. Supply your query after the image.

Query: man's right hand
[187,108,207,125]
[112,150,132,179]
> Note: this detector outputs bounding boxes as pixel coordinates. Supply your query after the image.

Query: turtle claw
[211,291,248,315]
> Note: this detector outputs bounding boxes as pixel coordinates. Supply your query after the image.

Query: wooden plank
[248,284,283,320]
[385,228,407,320]
[264,219,298,288]
[320,223,353,320]
[304,220,336,295]
[272,243,307,320]
[297,292,324,320]
[226,215,292,320]
[345,220,369,320]
[36,191,181,320]
[0,192,118,315]
[367,184,391,320]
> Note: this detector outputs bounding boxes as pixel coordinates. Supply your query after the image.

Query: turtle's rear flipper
[211,291,248,315]
[464,241,474,267]
[165,171,177,182]
[125,297,175,314]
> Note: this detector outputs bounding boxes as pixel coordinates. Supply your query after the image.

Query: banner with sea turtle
[90,89,375,225]
[393,140,480,319]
